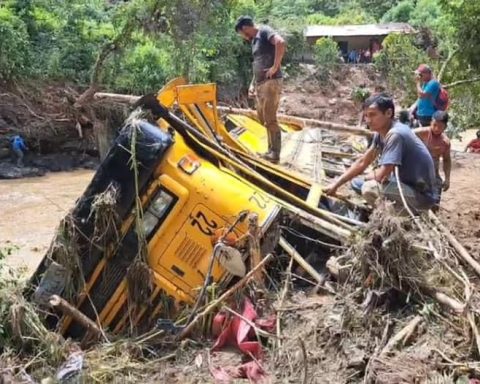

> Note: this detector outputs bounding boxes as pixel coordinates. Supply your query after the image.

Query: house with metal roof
[304,23,415,62]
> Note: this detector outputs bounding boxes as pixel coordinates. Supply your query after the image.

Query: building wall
[307,35,387,52]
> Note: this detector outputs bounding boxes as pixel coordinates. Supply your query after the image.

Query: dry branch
[444,77,480,89]
[177,253,273,340]
[428,211,480,278]
[380,316,423,356]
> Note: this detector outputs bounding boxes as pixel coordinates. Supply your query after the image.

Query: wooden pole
[93,92,372,137]
[248,213,264,284]
[279,236,325,285]
[217,106,372,137]
[94,92,140,104]
[49,295,103,339]
[177,253,273,341]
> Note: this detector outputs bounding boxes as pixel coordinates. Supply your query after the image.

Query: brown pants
[256,78,283,156]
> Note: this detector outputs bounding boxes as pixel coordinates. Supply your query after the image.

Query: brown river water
[0,170,93,274]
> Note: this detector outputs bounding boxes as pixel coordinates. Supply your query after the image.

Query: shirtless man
[414,110,451,203]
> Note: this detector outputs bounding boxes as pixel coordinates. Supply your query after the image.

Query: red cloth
[209,298,275,384]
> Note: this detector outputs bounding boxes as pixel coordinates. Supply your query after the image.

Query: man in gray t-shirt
[325,94,437,212]
[235,16,286,163]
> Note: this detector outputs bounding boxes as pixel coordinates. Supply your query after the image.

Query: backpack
[435,86,449,111]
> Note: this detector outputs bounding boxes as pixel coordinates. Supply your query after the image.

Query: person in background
[465,130,480,153]
[11,135,28,167]
[398,110,411,126]
[364,49,371,63]
[348,49,358,64]
[325,94,437,212]
[235,16,286,164]
[411,64,441,127]
[414,111,451,206]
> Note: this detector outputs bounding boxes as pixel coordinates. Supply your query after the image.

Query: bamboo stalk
[217,106,372,137]
[248,213,264,284]
[177,253,273,341]
[428,211,480,279]
[93,92,372,137]
[279,236,325,285]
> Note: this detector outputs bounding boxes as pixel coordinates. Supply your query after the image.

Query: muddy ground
[1,68,480,383]
[1,66,479,277]
[440,151,480,261]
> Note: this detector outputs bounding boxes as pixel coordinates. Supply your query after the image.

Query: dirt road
[0,170,93,273]
[440,151,480,260]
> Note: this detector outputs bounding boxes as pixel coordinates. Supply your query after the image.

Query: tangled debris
[3,202,480,383]
[90,183,121,250]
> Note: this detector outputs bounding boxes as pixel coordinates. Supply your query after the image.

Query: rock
[0,148,10,159]
[328,98,337,106]
[346,349,366,369]
[30,154,76,172]
[0,162,46,179]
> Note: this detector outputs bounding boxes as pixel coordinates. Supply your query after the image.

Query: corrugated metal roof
[304,23,415,38]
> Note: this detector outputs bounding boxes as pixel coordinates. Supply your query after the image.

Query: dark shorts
[417,116,432,127]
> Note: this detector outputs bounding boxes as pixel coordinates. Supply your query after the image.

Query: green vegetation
[314,37,341,82]
[0,0,479,128]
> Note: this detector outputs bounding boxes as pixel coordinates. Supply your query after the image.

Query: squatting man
[325,94,438,212]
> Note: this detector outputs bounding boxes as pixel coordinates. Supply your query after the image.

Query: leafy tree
[439,0,480,69]
[307,8,375,25]
[355,0,401,20]
[0,6,30,81]
[314,37,341,82]
[381,0,414,23]
[374,34,430,104]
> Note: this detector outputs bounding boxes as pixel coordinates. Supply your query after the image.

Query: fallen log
[94,92,140,104]
[49,295,103,340]
[94,92,372,137]
[217,106,372,137]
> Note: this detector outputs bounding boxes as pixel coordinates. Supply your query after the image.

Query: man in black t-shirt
[235,16,286,163]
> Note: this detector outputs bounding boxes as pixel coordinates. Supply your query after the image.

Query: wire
[183,242,220,327]
[280,226,346,250]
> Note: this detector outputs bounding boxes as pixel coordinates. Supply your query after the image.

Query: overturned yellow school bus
[29,81,360,339]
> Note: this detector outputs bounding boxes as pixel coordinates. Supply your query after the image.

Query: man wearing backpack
[410,64,447,127]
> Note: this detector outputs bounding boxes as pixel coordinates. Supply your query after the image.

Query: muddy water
[0,170,93,274]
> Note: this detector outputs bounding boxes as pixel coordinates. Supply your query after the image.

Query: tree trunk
[93,119,116,160]
[437,48,458,83]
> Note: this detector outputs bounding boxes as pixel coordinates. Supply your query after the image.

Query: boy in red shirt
[465,130,480,153]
